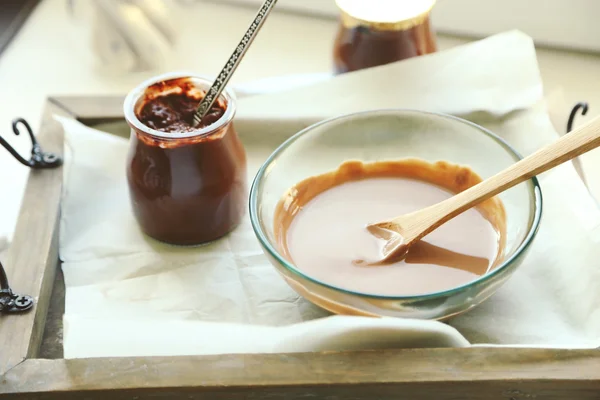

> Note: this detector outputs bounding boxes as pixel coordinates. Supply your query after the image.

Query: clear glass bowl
[249,109,542,320]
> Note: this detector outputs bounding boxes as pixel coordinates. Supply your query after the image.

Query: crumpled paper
[59,30,600,359]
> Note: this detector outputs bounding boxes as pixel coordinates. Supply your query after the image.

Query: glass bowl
[249,109,542,320]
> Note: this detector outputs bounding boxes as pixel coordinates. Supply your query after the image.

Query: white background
[216,0,600,53]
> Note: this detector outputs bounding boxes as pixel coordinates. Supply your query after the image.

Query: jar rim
[123,71,237,140]
[336,0,436,31]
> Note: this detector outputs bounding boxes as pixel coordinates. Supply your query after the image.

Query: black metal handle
[0,259,34,314]
[0,118,62,169]
[567,102,589,134]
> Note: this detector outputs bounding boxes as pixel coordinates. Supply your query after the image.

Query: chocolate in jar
[333,0,437,74]
[124,75,247,246]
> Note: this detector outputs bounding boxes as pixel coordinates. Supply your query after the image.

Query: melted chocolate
[333,17,437,74]
[139,93,224,132]
[126,77,247,246]
[274,160,507,296]
[137,78,226,133]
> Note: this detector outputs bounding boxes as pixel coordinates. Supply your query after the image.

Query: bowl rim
[249,108,543,301]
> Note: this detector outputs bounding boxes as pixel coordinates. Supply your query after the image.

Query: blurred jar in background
[333,0,438,74]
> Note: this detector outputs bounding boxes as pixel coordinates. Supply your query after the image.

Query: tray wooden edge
[3,349,600,399]
[48,95,125,120]
[0,96,599,400]
[0,98,65,375]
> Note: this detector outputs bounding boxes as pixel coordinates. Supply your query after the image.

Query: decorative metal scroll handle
[192,0,278,126]
[567,102,589,134]
[566,102,591,190]
[0,260,34,314]
[0,118,62,169]
[0,117,62,314]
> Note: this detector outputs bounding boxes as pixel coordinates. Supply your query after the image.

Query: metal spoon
[367,115,600,265]
[192,0,278,127]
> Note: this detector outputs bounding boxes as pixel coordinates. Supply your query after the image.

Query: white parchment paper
[59,31,600,358]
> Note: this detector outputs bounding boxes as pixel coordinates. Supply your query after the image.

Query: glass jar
[123,72,247,246]
[333,0,438,74]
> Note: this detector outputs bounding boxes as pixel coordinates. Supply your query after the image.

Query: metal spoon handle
[193,0,278,126]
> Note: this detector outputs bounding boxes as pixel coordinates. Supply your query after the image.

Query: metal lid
[335,0,436,31]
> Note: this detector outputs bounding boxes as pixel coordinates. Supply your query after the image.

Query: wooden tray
[1,96,599,399]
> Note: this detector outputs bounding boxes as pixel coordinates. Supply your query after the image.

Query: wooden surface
[0,95,598,399]
[3,348,600,399]
[0,102,65,375]
[0,0,40,56]
[49,96,125,120]
[38,267,64,359]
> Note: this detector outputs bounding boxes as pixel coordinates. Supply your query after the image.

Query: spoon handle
[192,0,278,126]
[400,115,600,241]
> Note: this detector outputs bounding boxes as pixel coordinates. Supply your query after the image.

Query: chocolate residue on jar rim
[135,77,227,133]
[274,159,508,297]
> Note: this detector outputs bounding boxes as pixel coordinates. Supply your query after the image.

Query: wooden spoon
[367,115,600,264]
